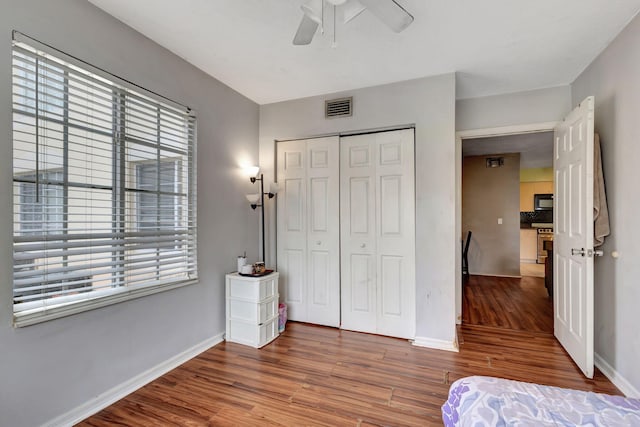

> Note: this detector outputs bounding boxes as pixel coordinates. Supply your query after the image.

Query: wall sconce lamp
[244,166,278,263]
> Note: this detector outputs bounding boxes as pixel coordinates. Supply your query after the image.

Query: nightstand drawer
[227,272,278,301]
[228,295,278,324]
[227,315,279,348]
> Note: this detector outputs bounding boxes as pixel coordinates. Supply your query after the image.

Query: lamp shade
[269,182,279,195]
[246,193,260,204]
[244,165,260,178]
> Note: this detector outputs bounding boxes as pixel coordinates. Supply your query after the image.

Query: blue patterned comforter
[442,376,640,426]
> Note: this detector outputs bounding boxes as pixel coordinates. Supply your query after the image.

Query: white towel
[594,133,610,247]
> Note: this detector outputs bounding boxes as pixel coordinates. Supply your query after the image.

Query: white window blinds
[12,34,198,326]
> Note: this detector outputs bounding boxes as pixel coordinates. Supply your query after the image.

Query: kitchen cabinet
[520,229,537,263]
[520,181,553,211]
[225,272,279,348]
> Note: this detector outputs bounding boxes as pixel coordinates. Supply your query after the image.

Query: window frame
[11,32,198,327]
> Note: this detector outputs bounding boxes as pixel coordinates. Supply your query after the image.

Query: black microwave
[534,193,554,211]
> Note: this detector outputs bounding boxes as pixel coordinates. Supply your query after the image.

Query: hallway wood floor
[462,274,553,333]
[80,320,619,426]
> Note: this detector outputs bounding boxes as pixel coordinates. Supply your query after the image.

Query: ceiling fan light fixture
[293,0,414,46]
[343,0,366,23]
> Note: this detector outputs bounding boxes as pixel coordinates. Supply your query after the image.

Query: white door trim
[455,121,560,324]
[457,121,561,139]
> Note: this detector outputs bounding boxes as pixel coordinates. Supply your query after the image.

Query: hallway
[462,274,553,333]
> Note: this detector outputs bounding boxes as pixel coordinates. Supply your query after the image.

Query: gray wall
[0,1,259,425]
[456,86,572,131]
[259,74,457,344]
[572,12,640,395]
[462,153,521,276]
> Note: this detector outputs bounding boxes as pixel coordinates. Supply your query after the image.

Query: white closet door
[340,129,415,338]
[306,137,340,326]
[277,139,307,322]
[375,129,415,338]
[277,136,340,327]
[340,134,378,334]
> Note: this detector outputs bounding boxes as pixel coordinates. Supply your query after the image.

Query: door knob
[316,240,321,245]
[587,249,604,257]
[571,248,585,256]
[360,243,366,248]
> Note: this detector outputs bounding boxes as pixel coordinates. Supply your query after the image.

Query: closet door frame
[275,127,416,339]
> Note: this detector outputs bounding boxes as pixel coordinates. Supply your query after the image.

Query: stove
[537,228,553,264]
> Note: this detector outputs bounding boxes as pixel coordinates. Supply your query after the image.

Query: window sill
[13,278,198,327]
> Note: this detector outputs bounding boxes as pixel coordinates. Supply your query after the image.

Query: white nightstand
[225,271,279,348]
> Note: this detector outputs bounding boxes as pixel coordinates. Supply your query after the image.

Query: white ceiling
[463,132,554,169]
[87,0,640,105]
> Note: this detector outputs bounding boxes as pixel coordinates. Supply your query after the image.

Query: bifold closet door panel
[276,137,340,327]
[305,138,340,327]
[340,134,378,334]
[277,139,307,323]
[340,129,416,339]
[375,129,415,339]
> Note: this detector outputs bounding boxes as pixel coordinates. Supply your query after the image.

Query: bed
[442,376,640,426]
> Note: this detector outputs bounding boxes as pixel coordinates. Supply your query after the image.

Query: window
[135,160,182,232]
[17,170,64,235]
[12,34,197,326]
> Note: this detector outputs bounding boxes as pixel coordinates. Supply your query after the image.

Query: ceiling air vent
[325,97,353,118]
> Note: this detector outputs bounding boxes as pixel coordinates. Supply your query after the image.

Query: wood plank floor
[80,321,620,426]
[463,274,554,333]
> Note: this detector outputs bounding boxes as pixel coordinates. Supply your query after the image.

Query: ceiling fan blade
[358,0,414,33]
[343,0,366,24]
[293,14,320,45]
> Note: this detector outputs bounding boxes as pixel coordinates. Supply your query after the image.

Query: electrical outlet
[497,218,503,225]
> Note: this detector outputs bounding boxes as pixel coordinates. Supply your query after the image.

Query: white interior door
[554,96,595,378]
[277,137,340,327]
[341,129,415,338]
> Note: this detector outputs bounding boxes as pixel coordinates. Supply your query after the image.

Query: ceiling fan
[293,0,414,45]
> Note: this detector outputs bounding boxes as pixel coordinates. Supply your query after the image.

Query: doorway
[456,122,557,323]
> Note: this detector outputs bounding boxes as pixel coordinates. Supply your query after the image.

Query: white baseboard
[44,333,224,427]
[595,353,640,398]
[412,335,459,352]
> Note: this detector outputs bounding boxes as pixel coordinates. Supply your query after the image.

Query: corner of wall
[595,353,640,398]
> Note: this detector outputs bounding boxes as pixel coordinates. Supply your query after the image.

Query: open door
[553,96,595,378]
